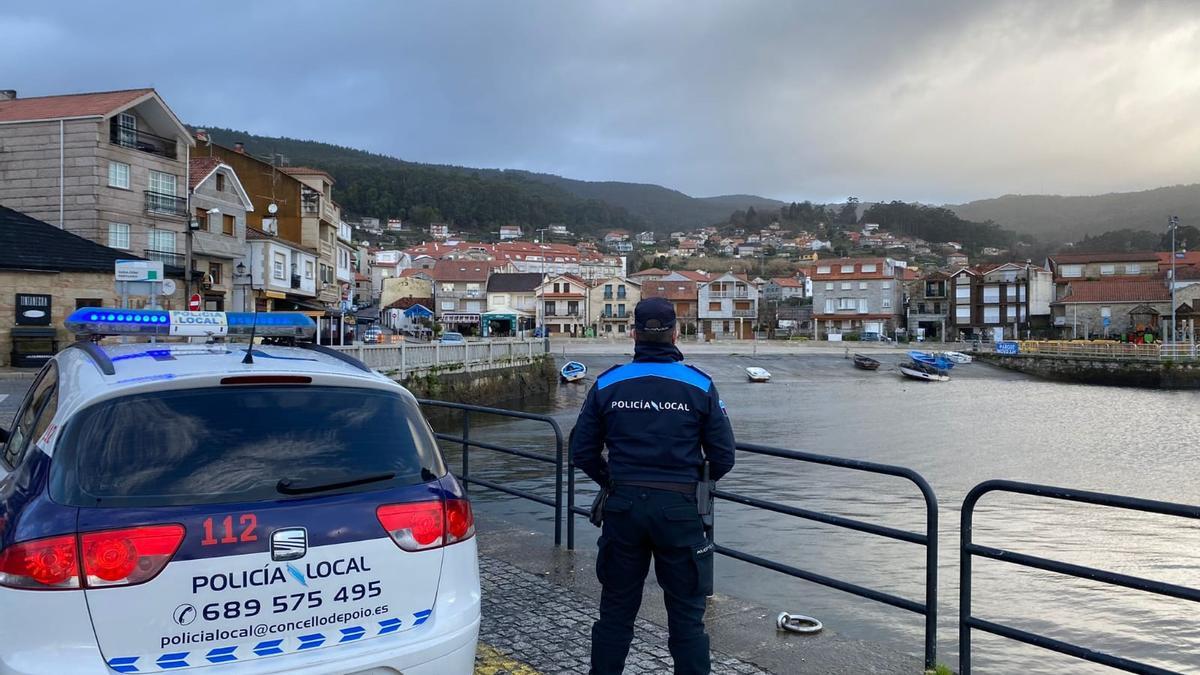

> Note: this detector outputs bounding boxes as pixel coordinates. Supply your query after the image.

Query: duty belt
[618,480,696,494]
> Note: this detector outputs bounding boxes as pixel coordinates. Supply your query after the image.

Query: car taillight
[0,524,184,591]
[81,524,184,587]
[0,534,80,589]
[445,499,475,544]
[377,498,475,551]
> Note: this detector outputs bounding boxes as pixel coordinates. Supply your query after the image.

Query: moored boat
[940,351,972,364]
[560,361,587,382]
[909,350,955,371]
[853,354,880,370]
[899,360,950,382]
[746,366,772,382]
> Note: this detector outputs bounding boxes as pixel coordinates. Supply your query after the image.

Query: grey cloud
[4,1,1200,204]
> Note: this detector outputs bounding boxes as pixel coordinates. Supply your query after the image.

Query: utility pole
[1169,216,1179,343]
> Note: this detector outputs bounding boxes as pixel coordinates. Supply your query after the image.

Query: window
[107,223,130,249]
[567,301,579,315]
[443,301,458,311]
[617,304,627,317]
[50,387,443,507]
[305,261,315,280]
[1100,264,1115,276]
[605,303,613,316]
[824,299,834,313]
[956,285,971,300]
[882,297,891,309]
[222,214,235,236]
[817,265,831,274]
[841,282,851,290]
[1019,286,1027,301]
[442,283,454,294]
[861,263,877,273]
[858,298,868,314]
[208,263,222,287]
[837,264,853,273]
[215,173,226,192]
[984,306,1001,323]
[825,282,833,291]
[933,302,942,314]
[955,306,971,323]
[882,282,891,290]
[543,301,556,316]
[75,298,102,309]
[108,161,130,189]
[1127,263,1141,274]
[273,253,286,279]
[1006,306,1016,321]
[617,285,627,299]
[148,229,175,253]
[709,302,722,311]
[116,112,137,146]
[1006,284,1017,300]
[983,286,1000,303]
[1060,264,1083,278]
[149,170,176,196]
[3,363,58,470]
[918,303,927,313]
[195,208,209,230]
[837,298,857,310]
[859,281,868,290]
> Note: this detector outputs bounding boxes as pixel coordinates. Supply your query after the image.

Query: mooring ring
[776,611,823,634]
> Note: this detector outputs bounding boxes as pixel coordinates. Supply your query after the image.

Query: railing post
[461,409,470,495]
[488,340,494,364]
[554,424,564,548]
[400,342,406,378]
[960,492,976,675]
[435,341,441,366]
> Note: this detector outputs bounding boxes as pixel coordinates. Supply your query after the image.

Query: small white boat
[899,363,950,382]
[746,367,772,382]
[940,351,973,364]
[560,361,587,382]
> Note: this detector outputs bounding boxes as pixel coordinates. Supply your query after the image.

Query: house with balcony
[1045,252,1161,303]
[537,274,589,336]
[279,166,342,309]
[588,276,641,337]
[187,158,254,311]
[484,272,543,337]
[0,88,194,307]
[810,258,903,339]
[905,271,950,341]
[640,279,699,336]
[431,259,490,335]
[946,263,1055,340]
[697,272,758,339]
[763,276,806,303]
[240,228,318,312]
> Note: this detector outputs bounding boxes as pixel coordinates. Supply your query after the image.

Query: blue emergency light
[66,308,316,339]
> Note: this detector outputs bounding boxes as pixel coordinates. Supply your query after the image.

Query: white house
[697,272,758,339]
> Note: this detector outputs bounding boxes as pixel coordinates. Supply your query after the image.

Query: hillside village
[1,87,1199,366]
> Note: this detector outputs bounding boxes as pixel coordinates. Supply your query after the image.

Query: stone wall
[0,270,122,366]
[977,352,1200,389]
[397,356,558,406]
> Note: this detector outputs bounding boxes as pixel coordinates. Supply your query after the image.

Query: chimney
[194,129,209,144]
[0,90,16,101]
[234,142,245,154]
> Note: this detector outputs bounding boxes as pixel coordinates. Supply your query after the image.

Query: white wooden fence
[331,338,548,377]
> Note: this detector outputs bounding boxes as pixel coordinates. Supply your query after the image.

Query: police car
[0,310,480,674]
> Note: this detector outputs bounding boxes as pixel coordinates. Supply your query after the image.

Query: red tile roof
[641,280,698,301]
[630,268,669,277]
[188,157,223,190]
[1050,251,1160,264]
[770,277,804,287]
[1157,251,1200,266]
[279,166,335,183]
[1056,280,1170,304]
[810,258,893,280]
[429,259,490,282]
[672,270,712,282]
[0,88,153,123]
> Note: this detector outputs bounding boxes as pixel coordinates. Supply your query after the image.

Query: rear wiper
[276,472,395,496]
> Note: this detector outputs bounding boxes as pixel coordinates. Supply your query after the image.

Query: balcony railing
[143,249,183,267]
[145,191,187,217]
[710,291,750,299]
[110,123,178,160]
[732,309,757,318]
[599,312,629,320]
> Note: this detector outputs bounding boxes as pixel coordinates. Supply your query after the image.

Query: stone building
[0,205,139,366]
[810,257,904,339]
[1051,279,1171,339]
[587,276,641,337]
[187,158,253,311]
[0,88,193,306]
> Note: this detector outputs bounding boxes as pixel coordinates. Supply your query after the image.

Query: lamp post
[234,261,251,312]
[1169,216,1179,343]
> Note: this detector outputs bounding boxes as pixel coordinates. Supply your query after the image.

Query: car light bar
[66,308,316,339]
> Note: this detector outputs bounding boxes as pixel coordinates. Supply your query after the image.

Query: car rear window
[51,386,446,507]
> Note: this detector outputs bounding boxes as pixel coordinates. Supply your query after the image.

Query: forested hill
[195,127,780,235]
[949,184,1200,242]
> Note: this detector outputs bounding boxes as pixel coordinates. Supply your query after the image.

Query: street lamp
[1169,216,1179,343]
[234,261,251,312]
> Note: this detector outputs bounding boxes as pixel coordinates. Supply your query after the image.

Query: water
[433,353,1200,673]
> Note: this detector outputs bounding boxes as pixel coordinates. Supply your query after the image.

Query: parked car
[437,332,466,344]
[0,309,481,674]
[363,327,383,343]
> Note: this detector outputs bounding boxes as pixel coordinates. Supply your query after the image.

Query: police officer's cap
[634,297,676,333]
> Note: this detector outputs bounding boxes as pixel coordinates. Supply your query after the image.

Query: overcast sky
[4,1,1200,203]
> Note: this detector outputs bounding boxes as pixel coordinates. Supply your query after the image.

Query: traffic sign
[189,294,202,311]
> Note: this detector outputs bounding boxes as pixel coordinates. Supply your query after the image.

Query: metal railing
[960,480,1200,674]
[110,123,179,159]
[144,190,187,217]
[143,248,183,267]
[418,400,566,546]
[1015,340,1198,361]
[332,337,547,375]
[562,441,939,670]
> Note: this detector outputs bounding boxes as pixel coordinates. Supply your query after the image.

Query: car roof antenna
[242,307,258,365]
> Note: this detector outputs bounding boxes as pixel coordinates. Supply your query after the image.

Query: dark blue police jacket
[570,342,736,486]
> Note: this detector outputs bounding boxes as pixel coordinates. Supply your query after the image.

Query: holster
[589,484,611,528]
[696,463,715,532]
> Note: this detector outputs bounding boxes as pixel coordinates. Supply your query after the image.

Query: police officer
[571,297,736,675]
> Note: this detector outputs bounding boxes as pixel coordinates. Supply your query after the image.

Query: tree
[1161,225,1200,251]
[838,197,860,226]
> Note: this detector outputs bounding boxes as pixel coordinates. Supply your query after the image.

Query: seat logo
[270,527,308,561]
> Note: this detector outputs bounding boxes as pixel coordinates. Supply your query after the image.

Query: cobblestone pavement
[475,555,772,675]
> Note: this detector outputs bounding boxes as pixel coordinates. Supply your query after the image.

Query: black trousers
[591,485,714,674]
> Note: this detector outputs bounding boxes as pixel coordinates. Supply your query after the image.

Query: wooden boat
[853,354,880,370]
[899,360,950,382]
[560,361,587,382]
[746,367,772,382]
[909,350,955,371]
[940,351,973,364]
